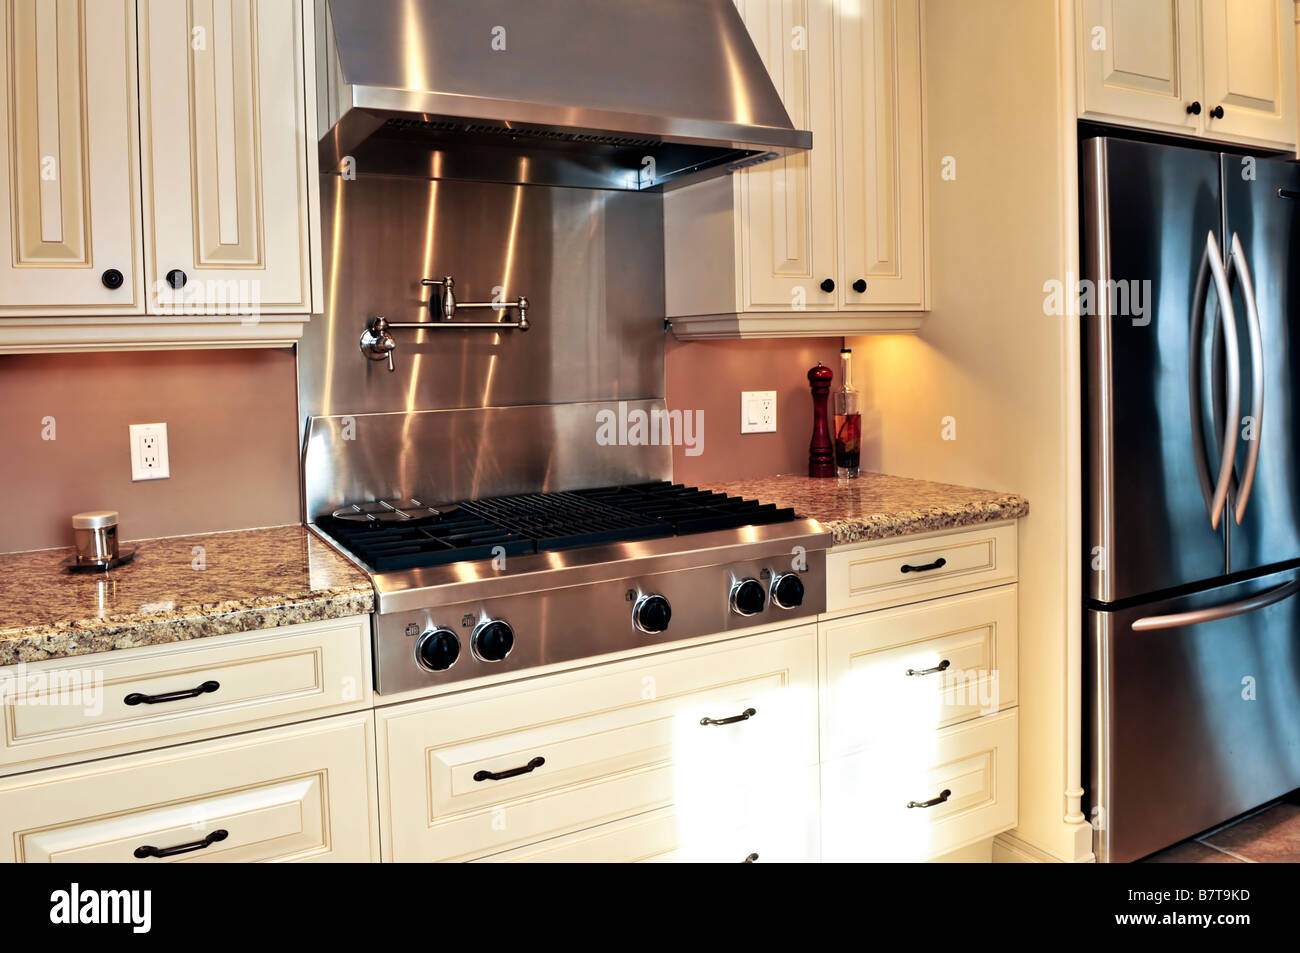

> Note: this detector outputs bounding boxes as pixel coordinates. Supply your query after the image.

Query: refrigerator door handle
[1131,578,1300,631]
[1226,233,1264,526]
[1188,231,1241,532]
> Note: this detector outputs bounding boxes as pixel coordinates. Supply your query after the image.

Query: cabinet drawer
[821,708,1018,862]
[825,523,1018,614]
[0,616,371,775]
[0,711,378,862]
[478,766,820,864]
[820,586,1017,759]
[377,624,818,862]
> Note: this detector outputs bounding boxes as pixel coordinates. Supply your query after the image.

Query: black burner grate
[315,481,799,573]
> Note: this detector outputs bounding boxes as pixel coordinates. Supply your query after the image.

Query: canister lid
[72,510,119,530]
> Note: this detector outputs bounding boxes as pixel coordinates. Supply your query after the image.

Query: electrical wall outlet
[740,391,777,434]
[129,423,170,481]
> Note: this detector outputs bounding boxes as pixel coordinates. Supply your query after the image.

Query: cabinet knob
[1210,105,1225,120]
[165,269,188,289]
[1186,101,1202,116]
[852,278,867,293]
[819,278,835,293]
[101,268,124,290]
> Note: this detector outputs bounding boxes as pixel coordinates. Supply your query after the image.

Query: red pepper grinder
[807,361,835,478]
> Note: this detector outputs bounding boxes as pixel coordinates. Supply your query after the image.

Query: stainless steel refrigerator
[1083,136,1300,863]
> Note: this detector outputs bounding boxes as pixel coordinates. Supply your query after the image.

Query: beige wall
[848,0,1090,860]
[0,349,301,553]
[665,335,844,485]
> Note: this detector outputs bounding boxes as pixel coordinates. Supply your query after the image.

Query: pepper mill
[807,361,835,478]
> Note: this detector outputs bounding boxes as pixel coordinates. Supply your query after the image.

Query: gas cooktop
[316,481,800,573]
[310,481,829,695]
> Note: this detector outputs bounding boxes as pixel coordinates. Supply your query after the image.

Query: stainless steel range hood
[315,0,810,191]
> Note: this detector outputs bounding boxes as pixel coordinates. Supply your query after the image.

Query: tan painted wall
[0,349,301,553]
[665,335,844,485]
[848,0,1090,861]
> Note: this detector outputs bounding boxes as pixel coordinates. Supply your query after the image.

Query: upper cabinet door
[1079,0,1203,133]
[0,0,143,314]
[834,0,925,311]
[139,0,317,316]
[1201,0,1297,145]
[735,0,839,312]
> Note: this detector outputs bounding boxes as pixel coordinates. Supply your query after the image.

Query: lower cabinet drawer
[376,624,819,861]
[820,586,1018,759]
[477,767,821,863]
[0,616,372,776]
[821,708,1018,862]
[0,711,379,862]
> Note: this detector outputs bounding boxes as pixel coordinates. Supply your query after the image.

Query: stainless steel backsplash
[297,173,671,512]
[298,174,666,423]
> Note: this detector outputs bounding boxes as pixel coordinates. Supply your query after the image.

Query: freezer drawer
[1088,569,1300,862]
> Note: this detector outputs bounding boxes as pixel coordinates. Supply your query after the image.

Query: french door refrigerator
[1083,136,1300,863]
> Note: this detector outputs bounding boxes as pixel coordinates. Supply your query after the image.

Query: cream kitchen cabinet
[664,0,928,339]
[0,0,144,316]
[0,0,322,353]
[1078,0,1297,149]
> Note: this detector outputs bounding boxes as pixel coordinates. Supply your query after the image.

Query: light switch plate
[740,391,777,433]
[129,423,170,481]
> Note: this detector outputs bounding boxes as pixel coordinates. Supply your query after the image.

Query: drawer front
[377,624,819,862]
[821,586,1018,758]
[826,523,1018,614]
[821,708,1018,862]
[0,616,371,775]
[0,711,378,862]
[478,767,821,864]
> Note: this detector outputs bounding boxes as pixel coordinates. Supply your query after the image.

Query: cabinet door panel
[140,0,315,315]
[0,0,142,313]
[835,0,926,310]
[1079,0,1202,132]
[736,0,838,312]
[1202,0,1297,146]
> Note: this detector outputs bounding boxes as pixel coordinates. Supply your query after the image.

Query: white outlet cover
[129,423,170,481]
[740,391,777,434]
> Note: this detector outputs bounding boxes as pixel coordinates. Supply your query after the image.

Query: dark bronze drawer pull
[906,659,951,677]
[134,828,228,859]
[473,756,545,782]
[124,680,220,706]
[900,557,947,574]
[742,852,759,863]
[906,789,952,810]
[700,707,757,727]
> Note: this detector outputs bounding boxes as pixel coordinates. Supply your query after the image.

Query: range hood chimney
[316,0,811,191]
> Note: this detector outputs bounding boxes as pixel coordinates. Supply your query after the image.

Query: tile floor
[1144,792,1300,862]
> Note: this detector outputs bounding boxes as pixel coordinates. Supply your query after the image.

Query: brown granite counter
[0,525,373,665]
[710,473,1029,546]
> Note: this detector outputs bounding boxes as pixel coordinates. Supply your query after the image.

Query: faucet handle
[420,275,457,320]
[360,315,397,372]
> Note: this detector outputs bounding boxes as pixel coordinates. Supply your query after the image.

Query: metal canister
[72,511,120,565]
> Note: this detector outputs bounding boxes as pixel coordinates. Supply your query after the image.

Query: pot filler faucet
[359,274,530,372]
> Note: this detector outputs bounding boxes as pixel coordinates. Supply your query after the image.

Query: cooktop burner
[315,481,799,573]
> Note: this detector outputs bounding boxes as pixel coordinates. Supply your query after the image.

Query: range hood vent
[317,0,810,191]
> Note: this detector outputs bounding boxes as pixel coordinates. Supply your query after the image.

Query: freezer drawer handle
[900,557,947,574]
[700,707,757,726]
[907,789,952,810]
[473,756,546,782]
[133,828,228,859]
[124,680,220,706]
[1131,579,1300,632]
[906,659,951,677]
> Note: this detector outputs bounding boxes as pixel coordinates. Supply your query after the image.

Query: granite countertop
[0,525,374,665]
[710,473,1029,546]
